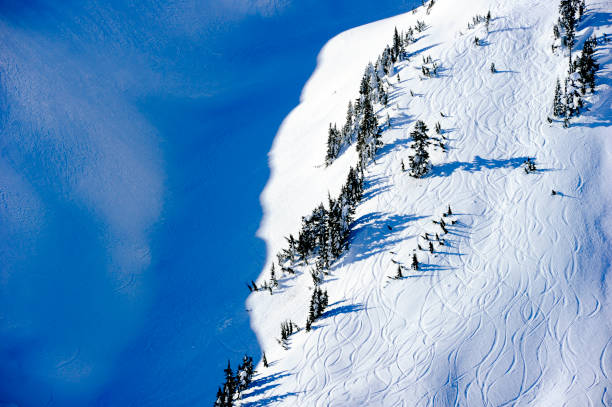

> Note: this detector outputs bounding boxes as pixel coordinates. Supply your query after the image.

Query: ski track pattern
[244,0,612,406]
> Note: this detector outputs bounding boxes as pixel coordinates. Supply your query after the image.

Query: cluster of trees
[280,320,298,342]
[467,11,491,31]
[306,286,329,331]
[325,26,420,166]
[277,167,363,274]
[421,55,440,78]
[214,356,254,407]
[551,0,599,125]
[553,0,586,52]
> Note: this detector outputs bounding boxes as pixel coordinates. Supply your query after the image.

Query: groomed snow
[246,0,612,405]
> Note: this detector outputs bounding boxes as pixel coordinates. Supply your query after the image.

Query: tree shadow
[432,155,527,177]
[376,135,411,160]
[489,25,532,35]
[241,391,299,407]
[240,371,295,406]
[361,175,390,202]
[321,302,365,319]
[349,212,426,263]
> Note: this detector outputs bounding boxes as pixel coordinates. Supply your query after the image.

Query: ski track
[244,0,612,405]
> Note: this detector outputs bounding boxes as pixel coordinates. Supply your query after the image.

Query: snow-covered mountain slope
[245,0,612,405]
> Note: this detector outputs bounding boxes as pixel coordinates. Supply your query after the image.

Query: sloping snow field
[246,0,612,405]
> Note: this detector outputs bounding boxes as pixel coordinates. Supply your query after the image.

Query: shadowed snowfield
[0,0,418,405]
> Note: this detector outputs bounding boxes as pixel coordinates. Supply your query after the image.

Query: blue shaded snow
[0,0,417,405]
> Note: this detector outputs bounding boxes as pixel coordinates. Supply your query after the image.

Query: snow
[246,0,612,405]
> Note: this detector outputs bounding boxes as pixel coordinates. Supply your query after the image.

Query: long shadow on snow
[240,371,298,406]
[321,301,365,319]
[361,175,391,202]
[431,155,527,177]
[349,212,426,263]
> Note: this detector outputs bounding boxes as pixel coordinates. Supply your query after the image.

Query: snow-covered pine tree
[393,27,403,61]
[341,101,355,146]
[220,361,236,407]
[325,123,341,166]
[577,0,585,19]
[553,78,564,117]
[306,287,329,329]
[270,263,278,288]
[559,0,577,50]
[236,355,254,396]
[356,96,381,170]
[408,120,432,178]
[577,36,598,93]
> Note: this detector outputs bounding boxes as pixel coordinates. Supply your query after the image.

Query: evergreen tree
[214,387,224,407]
[553,78,564,117]
[393,27,403,61]
[325,123,341,165]
[342,101,355,145]
[396,264,403,279]
[356,96,381,170]
[263,353,269,368]
[236,355,254,396]
[559,0,577,50]
[577,36,598,93]
[221,361,236,407]
[412,253,419,271]
[270,263,278,288]
[306,287,329,329]
[408,120,431,178]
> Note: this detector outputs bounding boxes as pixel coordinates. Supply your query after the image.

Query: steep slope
[246,0,612,405]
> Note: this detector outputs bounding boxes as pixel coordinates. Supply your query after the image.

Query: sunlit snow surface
[0,0,419,405]
[247,0,612,405]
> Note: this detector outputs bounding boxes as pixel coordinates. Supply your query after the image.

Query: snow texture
[246,0,612,405]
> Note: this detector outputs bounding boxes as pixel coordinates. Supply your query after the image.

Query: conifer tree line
[214,356,255,407]
[276,166,364,275]
[551,0,599,124]
[325,26,419,166]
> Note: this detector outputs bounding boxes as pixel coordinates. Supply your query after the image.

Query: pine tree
[236,355,254,396]
[408,120,431,178]
[222,361,236,407]
[577,36,598,93]
[356,96,381,170]
[342,101,355,145]
[578,0,585,19]
[393,27,403,61]
[325,123,341,166]
[412,253,419,271]
[396,264,403,279]
[553,78,564,117]
[214,387,224,407]
[559,0,577,50]
[262,353,269,368]
[270,263,278,288]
